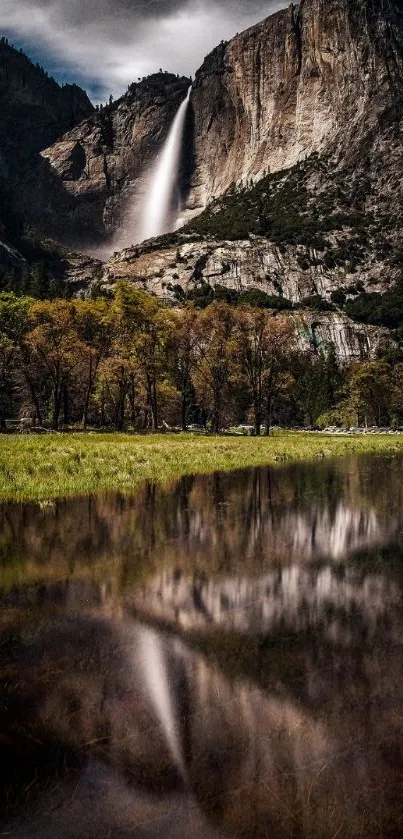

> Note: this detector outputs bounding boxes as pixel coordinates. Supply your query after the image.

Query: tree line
[0,283,402,433]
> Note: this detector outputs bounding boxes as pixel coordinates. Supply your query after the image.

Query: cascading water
[140,86,192,241]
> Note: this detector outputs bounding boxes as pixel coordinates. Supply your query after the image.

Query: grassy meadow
[1,431,403,503]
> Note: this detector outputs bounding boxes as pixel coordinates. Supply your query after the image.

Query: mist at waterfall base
[109,86,192,256]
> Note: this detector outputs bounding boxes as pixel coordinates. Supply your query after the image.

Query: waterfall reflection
[1,600,403,838]
[1,455,403,836]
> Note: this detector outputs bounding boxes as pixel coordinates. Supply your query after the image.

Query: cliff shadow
[17,151,113,253]
[178,99,196,213]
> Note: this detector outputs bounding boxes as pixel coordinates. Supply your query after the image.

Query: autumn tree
[107,283,174,431]
[192,303,237,433]
[0,293,31,428]
[96,284,139,430]
[75,299,111,429]
[23,300,86,429]
[343,361,393,427]
[95,354,138,430]
[234,309,297,435]
[169,306,199,431]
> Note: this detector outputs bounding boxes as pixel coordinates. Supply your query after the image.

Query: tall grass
[1,432,403,502]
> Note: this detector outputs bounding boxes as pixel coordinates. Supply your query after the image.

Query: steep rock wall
[188,0,403,210]
[32,0,403,243]
[0,40,93,166]
[102,235,390,361]
[0,39,94,264]
[104,235,395,302]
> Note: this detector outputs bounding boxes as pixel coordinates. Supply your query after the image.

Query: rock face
[188,0,403,209]
[0,39,95,282]
[36,74,191,246]
[102,235,389,361]
[1,0,402,360]
[0,234,27,277]
[104,234,393,303]
[0,40,93,170]
[33,0,403,240]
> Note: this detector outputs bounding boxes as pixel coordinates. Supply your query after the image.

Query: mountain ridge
[0,0,402,362]
[15,0,402,249]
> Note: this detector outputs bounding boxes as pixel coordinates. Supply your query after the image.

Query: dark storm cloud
[8,0,280,26]
[1,0,286,100]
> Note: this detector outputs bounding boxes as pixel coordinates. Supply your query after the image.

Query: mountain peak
[0,38,93,162]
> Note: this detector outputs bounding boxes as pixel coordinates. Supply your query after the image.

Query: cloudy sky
[1,0,286,102]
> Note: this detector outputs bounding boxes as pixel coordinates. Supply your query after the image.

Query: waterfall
[140,86,192,241]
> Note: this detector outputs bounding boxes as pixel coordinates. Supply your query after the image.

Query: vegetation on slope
[344,277,403,331]
[185,148,402,278]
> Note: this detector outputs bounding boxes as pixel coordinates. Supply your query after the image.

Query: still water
[1,455,403,838]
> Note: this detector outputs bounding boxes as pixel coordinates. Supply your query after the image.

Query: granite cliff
[1,0,403,359]
[188,0,403,209]
[94,0,403,360]
[35,0,403,242]
[0,38,93,169]
[30,73,191,247]
[0,39,95,289]
[101,233,388,361]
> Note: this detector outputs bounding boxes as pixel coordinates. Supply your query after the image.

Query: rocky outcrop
[58,249,103,293]
[0,232,27,278]
[101,234,390,360]
[103,234,392,302]
[294,311,380,362]
[36,74,191,245]
[0,227,102,292]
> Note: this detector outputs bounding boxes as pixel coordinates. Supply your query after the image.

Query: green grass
[1,431,403,503]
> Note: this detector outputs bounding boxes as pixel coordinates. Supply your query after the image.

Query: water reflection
[133,563,402,643]
[1,599,403,838]
[1,454,403,837]
[1,455,403,592]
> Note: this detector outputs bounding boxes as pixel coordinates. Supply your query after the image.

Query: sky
[0,0,286,102]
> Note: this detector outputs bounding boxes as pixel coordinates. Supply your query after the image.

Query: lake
[1,454,403,838]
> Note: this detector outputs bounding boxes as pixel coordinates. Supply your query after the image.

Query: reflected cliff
[1,454,403,837]
[1,602,403,838]
[1,455,403,594]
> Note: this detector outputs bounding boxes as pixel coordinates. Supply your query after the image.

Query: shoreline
[1,431,403,504]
